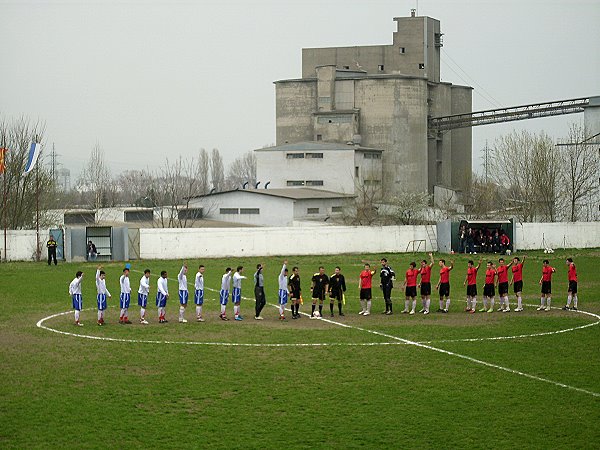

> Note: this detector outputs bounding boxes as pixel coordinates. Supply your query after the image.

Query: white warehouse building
[187,188,354,227]
[255,141,383,195]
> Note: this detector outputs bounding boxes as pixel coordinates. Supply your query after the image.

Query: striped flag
[0,148,7,174]
[23,142,42,175]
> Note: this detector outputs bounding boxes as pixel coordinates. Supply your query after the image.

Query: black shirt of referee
[311,273,329,300]
[329,273,347,301]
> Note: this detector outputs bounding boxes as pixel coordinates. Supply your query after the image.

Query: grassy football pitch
[1,249,599,449]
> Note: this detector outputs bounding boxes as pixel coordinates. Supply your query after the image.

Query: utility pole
[483,140,491,183]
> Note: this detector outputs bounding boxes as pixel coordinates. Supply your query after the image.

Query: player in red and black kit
[436,259,454,313]
[481,261,497,313]
[358,263,375,316]
[510,256,526,311]
[463,259,482,313]
[495,257,513,312]
[563,258,578,311]
[418,253,434,315]
[402,262,419,315]
[311,266,329,318]
[537,259,556,311]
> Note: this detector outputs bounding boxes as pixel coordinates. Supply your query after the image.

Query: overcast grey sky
[1,0,599,179]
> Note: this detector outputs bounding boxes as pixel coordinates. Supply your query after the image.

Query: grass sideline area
[1,249,599,449]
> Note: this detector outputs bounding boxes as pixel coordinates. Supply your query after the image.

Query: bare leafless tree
[210,148,225,192]
[559,123,600,222]
[0,116,54,230]
[389,190,431,225]
[76,143,116,213]
[226,151,256,189]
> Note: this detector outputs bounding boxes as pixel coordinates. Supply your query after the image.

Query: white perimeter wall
[515,222,600,250]
[0,230,38,261]
[139,225,432,259]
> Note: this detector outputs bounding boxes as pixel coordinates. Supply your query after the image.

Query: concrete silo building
[260,13,473,198]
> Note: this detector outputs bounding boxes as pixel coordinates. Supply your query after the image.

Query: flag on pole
[23,142,42,175]
[0,148,7,174]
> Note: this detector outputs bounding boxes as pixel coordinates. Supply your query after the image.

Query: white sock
[439,299,444,310]
[279,304,284,315]
[158,308,161,318]
[517,296,522,309]
[567,295,572,307]
[574,295,578,308]
[75,310,80,322]
[425,299,430,312]
[541,297,545,306]
[366,300,372,313]
[547,297,551,308]
[504,296,509,308]
[360,299,366,312]
[490,298,494,309]
[235,305,240,316]
[445,299,450,310]
[472,297,477,310]
[124,308,128,318]
[140,307,145,319]
[221,304,226,315]
[179,306,185,320]
[97,310,102,321]
[483,297,488,309]
[411,299,416,312]
[196,306,201,316]
[404,300,409,311]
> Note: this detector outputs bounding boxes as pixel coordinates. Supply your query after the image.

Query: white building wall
[0,230,39,261]
[256,149,356,194]
[293,198,347,220]
[139,225,433,259]
[188,192,295,227]
[515,222,600,250]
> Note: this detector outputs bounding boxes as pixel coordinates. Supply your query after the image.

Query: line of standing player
[67,256,579,326]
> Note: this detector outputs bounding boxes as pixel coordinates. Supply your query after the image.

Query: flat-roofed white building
[255,141,383,195]
[187,188,354,227]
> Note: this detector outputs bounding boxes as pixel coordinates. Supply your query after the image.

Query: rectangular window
[364,180,382,186]
[316,134,322,141]
[177,208,203,221]
[307,208,320,214]
[378,65,384,71]
[399,47,406,54]
[287,180,305,186]
[419,63,425,69]
[305,180,324,186]
[342,65,350,69]
[331,206,343,213]
[305,153,323,159]
[355,166,359,177]
[219,208,239,215]
[364,152,381,159]
[286,153,304,159]
[240,208,260,215]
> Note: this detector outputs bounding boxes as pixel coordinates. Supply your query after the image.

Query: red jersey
[485,268,496,284]
[512,263,523,282]
[440,266,451,284]
[419,265,432,283]
[360,270,374,289]
[542,266,554,282]
[568,263,577,282]
[406,268,419,287]
[467,267,478,285]
[497,265,508,283]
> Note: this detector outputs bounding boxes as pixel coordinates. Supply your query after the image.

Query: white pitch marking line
[35,308,405,347]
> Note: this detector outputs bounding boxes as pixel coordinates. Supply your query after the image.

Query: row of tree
[0,116,597,229]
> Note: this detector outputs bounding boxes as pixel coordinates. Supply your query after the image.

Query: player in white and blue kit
[96,266,112,326]
[156,270,169,323]
[119,267,132,324]
[219,268,233,321]
[69,271,84,326]
[278,261,289,320]
[232,266,247,321]
[194,265,205,322]
[138,269,151,325]
[178,265,189,323]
